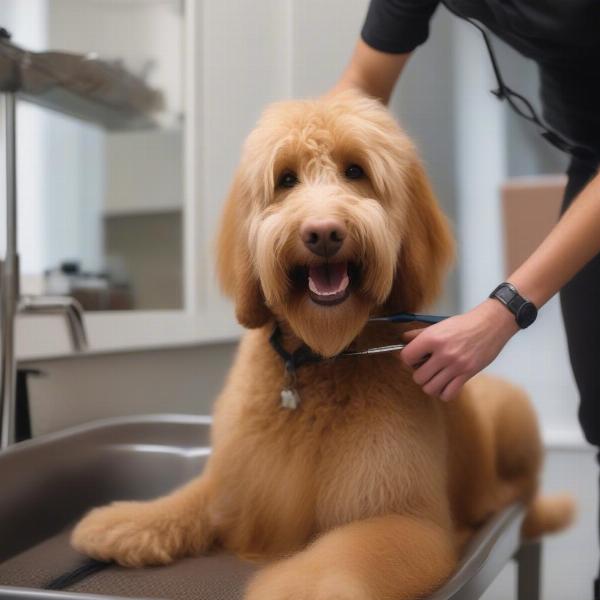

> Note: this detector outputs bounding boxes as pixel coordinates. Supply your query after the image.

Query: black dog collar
[269,325,324,409]
[269,312,450,410]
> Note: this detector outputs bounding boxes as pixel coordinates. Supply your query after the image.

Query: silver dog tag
[280,362,301,409]
[280,388,301,410]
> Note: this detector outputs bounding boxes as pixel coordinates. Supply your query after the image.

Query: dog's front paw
[71,499,204,567]
[245,557,371,600]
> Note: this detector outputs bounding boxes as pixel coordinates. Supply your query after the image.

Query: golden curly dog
[72,91,574,600]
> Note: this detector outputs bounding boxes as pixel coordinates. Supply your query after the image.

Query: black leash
[44,558,112,591]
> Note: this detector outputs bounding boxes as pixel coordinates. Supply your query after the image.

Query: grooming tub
[0,415,541,600]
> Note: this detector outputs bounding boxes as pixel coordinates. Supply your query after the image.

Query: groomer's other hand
[399,299,519,401]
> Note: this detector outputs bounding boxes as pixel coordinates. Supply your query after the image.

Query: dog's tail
[521,493,576,539]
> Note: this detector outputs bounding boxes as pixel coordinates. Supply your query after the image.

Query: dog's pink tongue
[308,262,349,296]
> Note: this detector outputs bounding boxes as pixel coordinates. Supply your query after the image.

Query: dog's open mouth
[308,262,349,305]
[291,262,360,306]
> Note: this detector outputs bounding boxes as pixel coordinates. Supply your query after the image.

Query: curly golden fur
[72,92,574,600]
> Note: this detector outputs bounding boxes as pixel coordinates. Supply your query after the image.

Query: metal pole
[516,541,542,600]
[1,92,18,449]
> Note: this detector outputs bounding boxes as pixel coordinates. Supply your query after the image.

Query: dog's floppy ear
[216,172,272,328]
[386,157,454,312]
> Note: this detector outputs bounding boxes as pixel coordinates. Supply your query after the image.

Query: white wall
[42,110,105,274]
[103,129,182,216]
[452,17,507,311]
[392,8,459,311]
[198,0,292,311]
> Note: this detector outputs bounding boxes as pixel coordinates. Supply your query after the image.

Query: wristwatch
[489,282,538,329]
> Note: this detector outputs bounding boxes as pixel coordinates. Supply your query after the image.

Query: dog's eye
[277,170,299,189]
[345,164,364,180]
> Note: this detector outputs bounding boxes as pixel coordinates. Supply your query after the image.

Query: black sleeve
[361,0,441,54]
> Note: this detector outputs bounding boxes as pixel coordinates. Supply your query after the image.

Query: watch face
[517,302,538,328]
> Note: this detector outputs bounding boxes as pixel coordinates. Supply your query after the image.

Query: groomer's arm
[402,171,600,401]
[329,39,411,104]
[329,0,439,103]
[510,172,600,307]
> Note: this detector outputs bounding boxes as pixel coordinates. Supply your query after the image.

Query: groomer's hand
[399,299,519,401]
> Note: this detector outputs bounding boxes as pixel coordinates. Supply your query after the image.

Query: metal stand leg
[516,541,542,600]
[0,92,19,450]
[0,92,87,450]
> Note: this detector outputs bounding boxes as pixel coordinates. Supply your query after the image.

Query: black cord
[441,0,598,161]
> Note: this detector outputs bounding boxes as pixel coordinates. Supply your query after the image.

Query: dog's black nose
[300,219,347,257]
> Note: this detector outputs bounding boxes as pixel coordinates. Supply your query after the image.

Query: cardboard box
[501,175,566,276]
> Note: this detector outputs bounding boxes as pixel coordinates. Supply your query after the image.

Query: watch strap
[489,282,538,328]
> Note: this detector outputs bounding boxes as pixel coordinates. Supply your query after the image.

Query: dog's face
[217,92,453,357]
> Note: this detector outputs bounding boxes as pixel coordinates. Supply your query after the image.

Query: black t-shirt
[361,0,600,155]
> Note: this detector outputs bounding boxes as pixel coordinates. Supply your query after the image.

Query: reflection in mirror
[2,0,184,310]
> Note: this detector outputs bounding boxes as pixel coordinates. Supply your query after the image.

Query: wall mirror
[1,0,184,312]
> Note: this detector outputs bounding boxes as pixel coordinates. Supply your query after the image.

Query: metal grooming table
[0,415,541,600]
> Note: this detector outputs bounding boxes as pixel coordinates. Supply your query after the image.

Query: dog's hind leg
[244,514,457,600]
[480,376,575,537]
[71,475,215,567]
[452,376,542,516]
[492,379,543,492]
